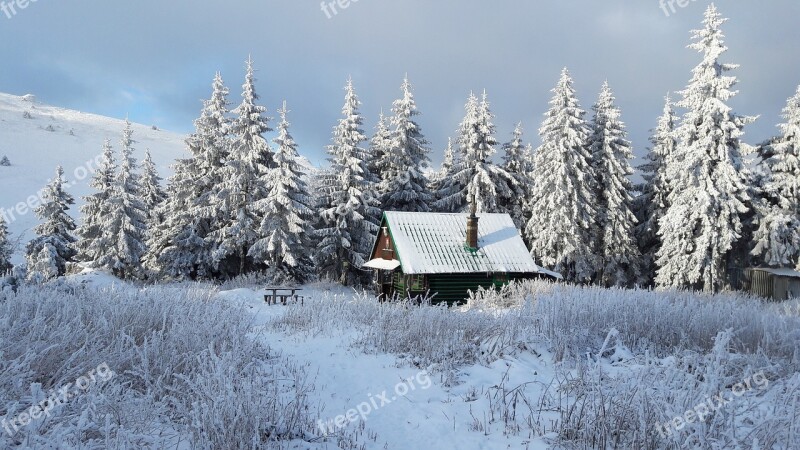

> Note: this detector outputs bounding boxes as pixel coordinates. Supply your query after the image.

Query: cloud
[0,1,797,165]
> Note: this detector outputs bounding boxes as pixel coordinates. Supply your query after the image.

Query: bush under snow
[0,283,318,449]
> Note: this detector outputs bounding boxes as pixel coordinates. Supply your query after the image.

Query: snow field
[2,275,799,449]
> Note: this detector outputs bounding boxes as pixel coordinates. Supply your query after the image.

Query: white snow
[0,92,187,264]
[383,210,560,277]
[218,285,555,450]
[362,258,401,270]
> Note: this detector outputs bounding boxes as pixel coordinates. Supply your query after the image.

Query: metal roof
[751,268,800,279]
[375,211,561,277]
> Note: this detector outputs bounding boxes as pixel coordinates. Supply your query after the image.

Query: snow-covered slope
[0,93,188,263]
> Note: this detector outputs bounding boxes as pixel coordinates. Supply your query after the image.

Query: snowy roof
[363,258,402,271]
[751,268,800,279]
[376,211,561,277]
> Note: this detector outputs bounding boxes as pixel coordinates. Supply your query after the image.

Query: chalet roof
[373,211,561,278]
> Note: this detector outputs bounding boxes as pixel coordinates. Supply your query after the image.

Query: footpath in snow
[217,286,556,450]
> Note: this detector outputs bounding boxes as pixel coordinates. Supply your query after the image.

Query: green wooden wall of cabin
[392,271,537,304]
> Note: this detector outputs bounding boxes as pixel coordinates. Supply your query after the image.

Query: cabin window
[493,273,509,284]
[382,227,392,250]
[410,275,425,291]
[379,270,393,284]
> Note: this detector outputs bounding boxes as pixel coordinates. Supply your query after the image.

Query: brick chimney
[466,195,479,250]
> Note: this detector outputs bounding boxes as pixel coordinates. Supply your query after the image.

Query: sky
[1,0,798,167]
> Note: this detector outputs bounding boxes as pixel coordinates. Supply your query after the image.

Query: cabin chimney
[466,195,479,250]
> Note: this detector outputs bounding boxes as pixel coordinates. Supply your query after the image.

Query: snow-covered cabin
[363,210,561,304]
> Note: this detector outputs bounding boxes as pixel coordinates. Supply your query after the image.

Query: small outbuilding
[743,268,800,301]
[362,209,561,304]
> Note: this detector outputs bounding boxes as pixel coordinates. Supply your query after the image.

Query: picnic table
[264,287,304,305]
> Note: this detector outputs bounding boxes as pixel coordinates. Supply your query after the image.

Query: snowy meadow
[5,278,794,448]
[270,281,800,449]
[0,282,329,449]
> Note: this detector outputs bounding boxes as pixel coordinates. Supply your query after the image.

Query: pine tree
[366,111,392,221]
[26,166,76,281]
[315,79,380,285]
[635,95,678,284]
[368,111,392,182]
[27,245,59,284]
[589,82,642,287]
[140,149,167,217]
[434,93,477,213]
[502,123,534,230]
[434,92,519,214]
[751,85,800,268]
[379,77,433,212]
[440,137,457,179]
[430,137,457,206]
[145,159,207,279]
[75,140,116,265]
[98,121,148,279]
[208,58,272,277]
[0,217,11,275]
[434,95,474,213]
[250,102,314,284]
[656,6,755,292]
[525,68,598,282]
[146,73,231,279]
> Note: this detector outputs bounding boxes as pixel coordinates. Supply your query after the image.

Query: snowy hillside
[0,93,188,262]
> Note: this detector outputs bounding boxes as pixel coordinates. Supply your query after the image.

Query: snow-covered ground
[0,93,187,263]
[2,275,799,449]
[220,285,556,449]
[216,281,800,449]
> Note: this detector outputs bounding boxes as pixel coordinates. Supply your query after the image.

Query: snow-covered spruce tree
[315,79,380,286]
[525,69,598,282]
[434,92,519,214]
[26,166,76,281]
[75,139,116,265]
[635,95,678,284]
[751,85,800,268]
[433,95,478,213]
[366,110,392,222]
[656,6,755,292]
[429,137,457,205]
[368,111,392,182]
[27,245,59,284]
[145,159,208,279]
[97,121,149,279]
[0,155,10,166]
[502,123,535,230]
[140,149,167,217]
[250,102,314,284]
[0,217,12,275]
[208,58,272,277]
[145,73,231,279]
[379,76,433,212]
[433,133,468,212]
[589,82,642,287]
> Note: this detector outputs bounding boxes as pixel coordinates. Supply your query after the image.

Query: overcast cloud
[1,0,798,165]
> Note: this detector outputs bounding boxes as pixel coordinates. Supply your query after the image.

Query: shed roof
[751,268,800,279]
[373,211,561,278]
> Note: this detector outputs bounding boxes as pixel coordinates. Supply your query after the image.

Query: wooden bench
[264,287,304,306]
